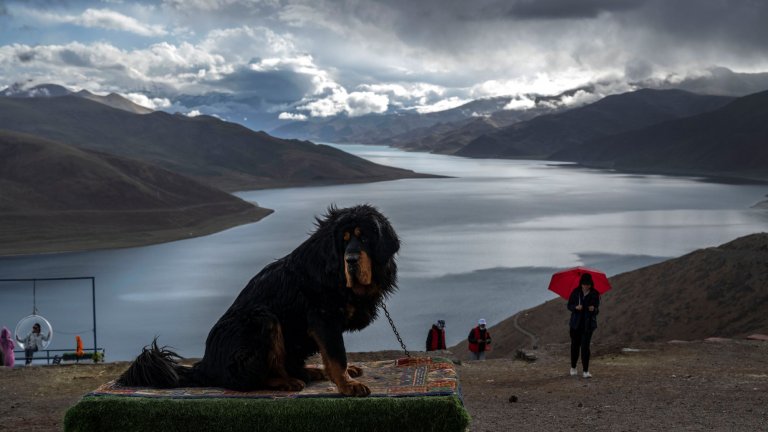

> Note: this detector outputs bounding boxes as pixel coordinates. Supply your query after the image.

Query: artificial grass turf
[64,394,470,432]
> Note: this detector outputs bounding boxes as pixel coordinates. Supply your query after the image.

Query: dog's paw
[284,378,306,391]
[266,377,306,391]
[303,366,327,381]
[346,365,363,378]
[339,379,371,397]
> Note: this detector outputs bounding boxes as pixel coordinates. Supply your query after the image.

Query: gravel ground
[1,339,766,431]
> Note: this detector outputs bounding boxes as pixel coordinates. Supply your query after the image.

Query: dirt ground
[1,339,766,431]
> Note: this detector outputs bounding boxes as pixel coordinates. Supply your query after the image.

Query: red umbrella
[548,266,612,300]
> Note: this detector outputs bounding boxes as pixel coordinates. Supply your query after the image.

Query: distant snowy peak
[0,83,71,98]
[0,83,154,114]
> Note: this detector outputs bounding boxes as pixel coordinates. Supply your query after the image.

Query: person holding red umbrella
[567,273,600,378]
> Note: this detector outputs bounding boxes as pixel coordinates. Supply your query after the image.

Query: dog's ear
[373,214,400,260]
[317,206,345,277]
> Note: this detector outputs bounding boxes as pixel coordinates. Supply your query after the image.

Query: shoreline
[0,205,273,258]
[405,146,768,185]
[0,145,444,257]
[548,160,768,185]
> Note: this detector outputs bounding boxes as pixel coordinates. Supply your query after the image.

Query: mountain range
[5,67,766,137]
[269,87,599,146]
[0,94,430,191]
[456,89,735,159]
[551,89,768,181]
[268,68,768,146]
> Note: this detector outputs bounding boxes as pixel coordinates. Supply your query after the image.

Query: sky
[1,0,768,129]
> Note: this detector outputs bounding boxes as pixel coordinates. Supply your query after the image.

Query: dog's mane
[287,204,398,289]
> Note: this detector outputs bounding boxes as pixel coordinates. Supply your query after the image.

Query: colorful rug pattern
[88,357,459,400]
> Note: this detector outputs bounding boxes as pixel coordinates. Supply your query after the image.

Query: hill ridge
[0,129,271,255]
[0,95,431,191]
[451,232,768,357]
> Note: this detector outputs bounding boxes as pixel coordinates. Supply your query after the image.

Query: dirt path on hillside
[1,340,766,431]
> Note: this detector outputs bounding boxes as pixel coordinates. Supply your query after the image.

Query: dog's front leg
[308,322,370,397]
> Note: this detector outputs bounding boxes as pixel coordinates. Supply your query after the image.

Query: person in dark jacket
[567,273,600,378]
[426,320,447,351]
[467,319,491,360]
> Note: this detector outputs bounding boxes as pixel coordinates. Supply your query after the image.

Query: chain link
[381,302,410,358]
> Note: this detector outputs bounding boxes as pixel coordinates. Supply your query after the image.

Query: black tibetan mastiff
[119,204,399,397]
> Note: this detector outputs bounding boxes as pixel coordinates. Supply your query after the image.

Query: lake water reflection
[1,144,766,360]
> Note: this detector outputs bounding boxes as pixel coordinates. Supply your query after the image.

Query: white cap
[478,318,487,325]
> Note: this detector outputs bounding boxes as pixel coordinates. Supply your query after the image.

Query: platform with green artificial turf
[64,357,470,432]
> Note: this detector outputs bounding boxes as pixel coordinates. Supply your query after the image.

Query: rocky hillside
[452,233,768,356]
[0,130,270,255]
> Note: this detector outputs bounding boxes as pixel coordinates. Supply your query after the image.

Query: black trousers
[570,327,594,372]
[24,348,35,365]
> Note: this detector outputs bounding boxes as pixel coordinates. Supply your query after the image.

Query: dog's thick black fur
[118,204,399,396]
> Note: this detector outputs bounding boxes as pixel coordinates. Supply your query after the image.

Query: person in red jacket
[467,319,492,360]
[426,320,446,351]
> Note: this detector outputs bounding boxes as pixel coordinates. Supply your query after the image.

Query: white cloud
[346,91,388,116]
[503,96,536,110]
[162,0,279,12]
[557,89,602,107]
[278,112,307,121]
[79,9,167,36]
[0,40,230,93]
[123,92,171,110]
[357,82,448,109]
[20,8,167,37]
[297,88,346,117]
[186,109,202,117]
[412,96,469,114]
[296,88,389,117]
[201,26,297,61]
[470,72,595,99]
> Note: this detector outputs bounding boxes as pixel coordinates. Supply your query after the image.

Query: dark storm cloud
[623,0,768,51]
[16,51,35,62]
[59,49,92,67]
[624,58,653,81]
[507,0,646,19]
[212,67,316,104]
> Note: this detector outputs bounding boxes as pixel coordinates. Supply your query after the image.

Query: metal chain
[381,302,410,358]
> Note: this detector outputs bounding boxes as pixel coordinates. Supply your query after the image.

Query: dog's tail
[117,338,197,388]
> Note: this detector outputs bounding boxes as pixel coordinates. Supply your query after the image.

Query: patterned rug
[88,357,461,400]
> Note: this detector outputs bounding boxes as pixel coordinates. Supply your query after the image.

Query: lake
[1,144,766,361]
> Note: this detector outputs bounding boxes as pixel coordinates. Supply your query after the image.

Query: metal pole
[91,277,97,355]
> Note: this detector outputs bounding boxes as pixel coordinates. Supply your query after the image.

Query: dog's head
[315,204,400,297]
